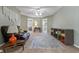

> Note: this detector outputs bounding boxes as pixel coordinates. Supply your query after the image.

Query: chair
[1,26,9,43]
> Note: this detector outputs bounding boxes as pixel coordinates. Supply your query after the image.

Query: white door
[27,18,33,33]
[42,18,47,33]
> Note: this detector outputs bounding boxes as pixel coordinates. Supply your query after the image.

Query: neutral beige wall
[46,16,53,33]
[20,16,43,31]
[0,7,2,14]
[7,6,21,26]
[0,7,10,27]
[20,15,27,30]
[0,6,21,27]
[7,6,20,13]
[32,18,42,28]
[51,7,74,29]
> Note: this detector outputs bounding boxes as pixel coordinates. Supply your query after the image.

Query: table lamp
[7,25,18,45]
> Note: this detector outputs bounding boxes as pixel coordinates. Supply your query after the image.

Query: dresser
[51,28,74,45]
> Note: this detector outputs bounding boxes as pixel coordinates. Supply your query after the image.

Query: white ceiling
[16,6,62,18]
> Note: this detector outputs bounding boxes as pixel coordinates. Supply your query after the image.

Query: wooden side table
[0,40,25,53]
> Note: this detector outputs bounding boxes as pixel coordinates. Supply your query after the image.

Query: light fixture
[34,21,38,26]
[7,25,18,45]
[34,8,42,16]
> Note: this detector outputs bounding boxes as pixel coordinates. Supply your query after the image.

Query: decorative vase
[9,34,17,45]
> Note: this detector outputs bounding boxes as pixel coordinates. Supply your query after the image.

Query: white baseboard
[74,44,79,48]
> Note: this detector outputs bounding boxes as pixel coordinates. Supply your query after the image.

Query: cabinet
[51,28,74,45]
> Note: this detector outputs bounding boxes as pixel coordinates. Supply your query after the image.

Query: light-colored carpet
[25,32,65,48]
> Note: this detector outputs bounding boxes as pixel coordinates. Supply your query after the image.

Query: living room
[0,6,79,53]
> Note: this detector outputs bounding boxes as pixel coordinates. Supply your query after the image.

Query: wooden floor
[11,45,79,53]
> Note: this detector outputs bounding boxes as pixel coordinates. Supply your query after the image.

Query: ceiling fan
[34,8,42,16]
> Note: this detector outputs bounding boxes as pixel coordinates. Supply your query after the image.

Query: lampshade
[7,25,18,33]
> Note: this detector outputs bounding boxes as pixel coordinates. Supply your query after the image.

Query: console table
[34,27,41,32]
[51,28,74,45]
